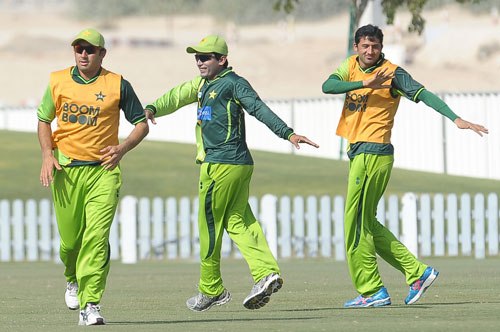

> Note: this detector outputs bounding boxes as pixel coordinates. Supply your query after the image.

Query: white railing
[1,92,498,179]
[1,193,498,263]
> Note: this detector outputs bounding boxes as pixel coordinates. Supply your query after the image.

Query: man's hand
[100,145,126,170]
[145,109,157,125]
[454,118,489,137]
[289,134,319,150]
[363,67,394,90]
[40,153,61,187]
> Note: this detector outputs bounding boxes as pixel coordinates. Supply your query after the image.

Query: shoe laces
[66,282,77,293]
[83,303,101,314]
[253,273,273,291]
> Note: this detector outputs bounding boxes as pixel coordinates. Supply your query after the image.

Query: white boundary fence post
[319,195,332,258]
[13,199,24,262]
[474,194,486,259]
[293,196,305,258]
[420,194,432,256]
[401,193,418,257]
[333,195,345,260]
[433,194,445,256]
[306,196,318,258]
[0,199,10,262]
[39,199,52,261]
[166,197,177,259]
[447,194,459,256]
[261,194,278,259]
[460,194,472,256]
[120,195,138,264]
[279,196,292,258]
[487,193,498,256]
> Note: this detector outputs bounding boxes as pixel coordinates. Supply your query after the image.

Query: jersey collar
[356,53,385,74]
[206,67,233,84]
[71,66,102,84]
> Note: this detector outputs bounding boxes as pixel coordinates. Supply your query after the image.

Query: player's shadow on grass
[109,316,322,325]
[279,300,485,312]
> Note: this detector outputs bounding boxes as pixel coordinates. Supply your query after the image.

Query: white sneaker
[243,273,283,309]
[65,282,79,310]
[78,303,106,326]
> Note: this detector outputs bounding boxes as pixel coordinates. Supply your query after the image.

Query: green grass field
[1,130,499,201]
[2,257,500,331]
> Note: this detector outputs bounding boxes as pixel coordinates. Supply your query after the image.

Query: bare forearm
[37,120,53,158]
[120,120,149,153]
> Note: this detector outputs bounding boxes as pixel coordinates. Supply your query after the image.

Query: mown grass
[2,257,500,331]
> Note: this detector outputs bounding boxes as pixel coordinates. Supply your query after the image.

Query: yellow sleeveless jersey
[336,56,400,144]
[50,67,121,161]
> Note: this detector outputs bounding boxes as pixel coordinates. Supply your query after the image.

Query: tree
[275,0,479,35]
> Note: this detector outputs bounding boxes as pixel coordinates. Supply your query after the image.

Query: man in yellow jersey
[37,28,149,325]
[322,24,488,308]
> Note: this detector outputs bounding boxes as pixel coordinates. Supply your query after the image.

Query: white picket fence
[1,192,499,263]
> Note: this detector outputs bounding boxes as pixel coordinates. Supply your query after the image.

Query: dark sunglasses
[74,45,100,55]
[195,54,214,62]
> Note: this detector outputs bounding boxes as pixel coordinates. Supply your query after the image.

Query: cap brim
[186,46,216,54]
[71,38,103,47]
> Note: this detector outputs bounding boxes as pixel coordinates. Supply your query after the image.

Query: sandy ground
[0,4,499,107]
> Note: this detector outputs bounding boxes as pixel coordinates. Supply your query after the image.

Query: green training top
[146,67,294,165]
[37,66,146,166]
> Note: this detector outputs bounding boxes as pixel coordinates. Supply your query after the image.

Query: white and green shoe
[186,288,231,312]
[65,282,79,310]
[243,273,283,310]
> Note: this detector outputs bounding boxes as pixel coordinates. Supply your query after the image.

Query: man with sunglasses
[322,24,488,308]
[37,28,149,325]
[144,35,318,312]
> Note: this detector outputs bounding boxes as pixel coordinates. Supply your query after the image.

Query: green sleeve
[37,84,55,123]
[322,74,364,94]
[417,89,459,122]
[234,78,293,140]
[332,58,350,81]
[119,78,146,124]
[391,67,425,102]
[322,58,364,94]
[145,76,202,117]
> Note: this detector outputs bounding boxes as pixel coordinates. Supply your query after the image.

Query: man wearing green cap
[145,35,318,312]
[37,28,149,325]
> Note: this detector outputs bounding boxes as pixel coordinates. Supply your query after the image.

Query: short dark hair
[354,24,384,46]
[214,53,228,68]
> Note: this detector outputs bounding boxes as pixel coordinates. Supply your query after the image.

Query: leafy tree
[275,0,480,34]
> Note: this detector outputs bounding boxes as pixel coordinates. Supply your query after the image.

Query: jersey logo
[197,106,212,120]
[95,91,106,101]
[209,90,217,99]
[345,91,368,112]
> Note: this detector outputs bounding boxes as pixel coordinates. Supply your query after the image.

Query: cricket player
[144,35,318,311]
[322,24,488,307]
[37,28,149,325]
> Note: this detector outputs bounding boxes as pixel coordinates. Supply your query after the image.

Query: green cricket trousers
[197,162,280,296]
[344,153,427,296]
[52,165,121,309]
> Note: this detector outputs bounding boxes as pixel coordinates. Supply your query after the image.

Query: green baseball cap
[186,35,228,55]
[71,28,105,48]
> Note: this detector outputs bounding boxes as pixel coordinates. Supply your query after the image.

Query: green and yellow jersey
[146,67,294,165]
[322,54,459,158]
[37,66,146,166]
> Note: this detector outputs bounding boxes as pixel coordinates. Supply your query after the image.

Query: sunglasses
[74,45,100,55]
[195,54,214,62]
